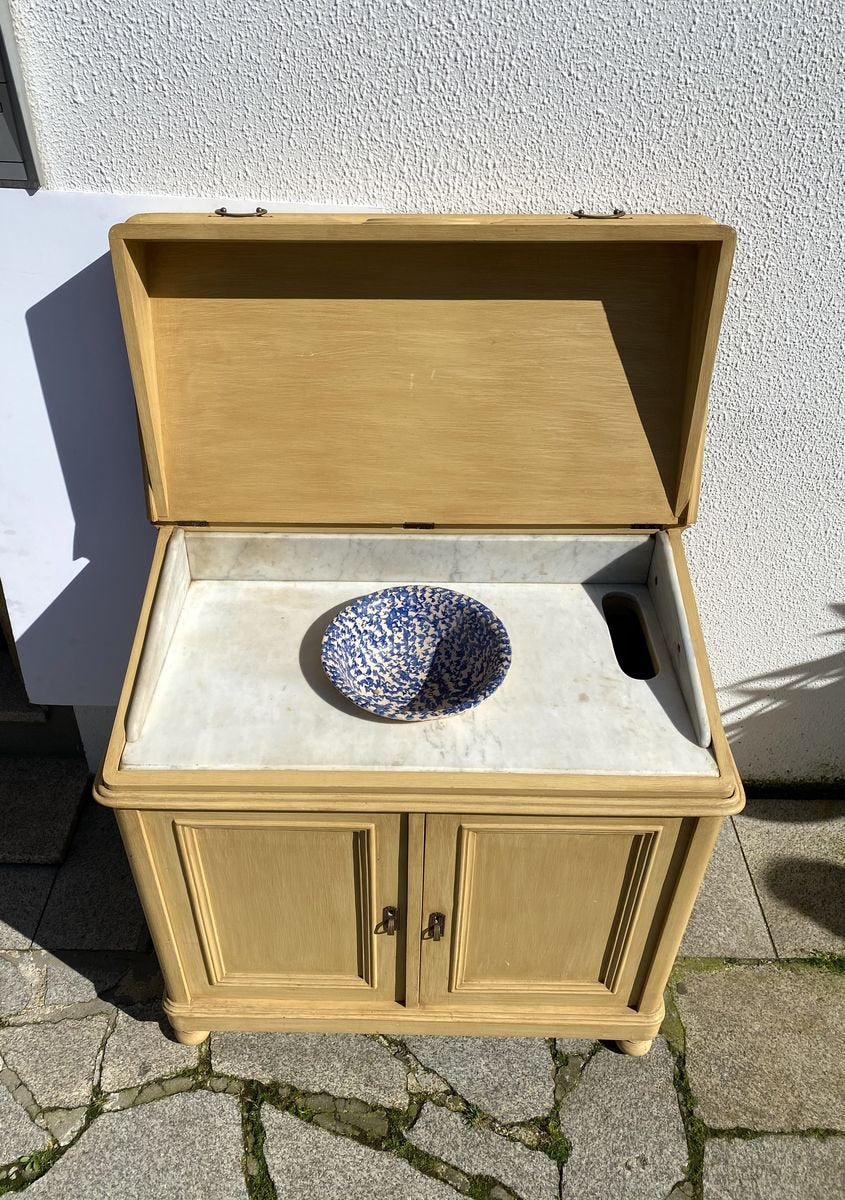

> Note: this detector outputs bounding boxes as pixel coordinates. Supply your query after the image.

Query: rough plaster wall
[6,0,845,782]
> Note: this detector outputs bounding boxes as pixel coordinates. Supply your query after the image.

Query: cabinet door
[419,814,684,1011]
[139,811,405,1007]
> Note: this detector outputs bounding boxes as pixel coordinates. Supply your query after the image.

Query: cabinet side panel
[632,815,723,1013]
[115,809,191,1004]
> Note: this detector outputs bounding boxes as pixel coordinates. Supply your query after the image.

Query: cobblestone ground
[0,797,842,1198]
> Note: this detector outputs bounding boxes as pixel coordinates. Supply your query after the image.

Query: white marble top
[122,577,718,776]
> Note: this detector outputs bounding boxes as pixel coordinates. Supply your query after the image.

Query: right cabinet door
[419,814,685,1012]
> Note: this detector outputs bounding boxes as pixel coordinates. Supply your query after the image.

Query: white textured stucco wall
[4,0,845,782]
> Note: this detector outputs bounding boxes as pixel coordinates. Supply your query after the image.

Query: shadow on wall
[20,254,155,705]
[723,604,845,787]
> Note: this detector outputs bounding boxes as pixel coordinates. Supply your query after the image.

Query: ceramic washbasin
[320,585,511,721]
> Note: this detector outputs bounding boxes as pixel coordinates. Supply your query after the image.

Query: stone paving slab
[262,1106,460,1198]
[703,1134,845,1199]
[404,1036,555,1123]
[0,791,842,1197]
[25,1091,247,1198]
[211,1031,409,1108]
[0,757,89,864]
[43,951,132,1006]
[34,801,147,951]
[0,952,38,1016]
[681,819,774,958]
[676,964,845,1130]
[0,865,56,949]
[734,798,845,955]
[559,1039,688,1199]
[408,1101,558,1200]
[100,1006,198,1094]
[0,1014,110,1109]
[0,1082,47,1166]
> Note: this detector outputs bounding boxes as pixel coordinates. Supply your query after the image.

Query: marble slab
[184,531,654,584]
[121,576,718,776]
[126,529,190,742]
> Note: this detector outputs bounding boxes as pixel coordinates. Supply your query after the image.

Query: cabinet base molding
[164,998,665,1042]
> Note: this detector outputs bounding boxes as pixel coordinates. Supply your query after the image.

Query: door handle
[426,912,446,941]
[378,905,399,935]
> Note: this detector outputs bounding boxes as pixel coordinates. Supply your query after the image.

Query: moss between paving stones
[664,966,845,1200]
[240,1088,276,1200]
[803,951,845,975]
[4,961,844,1198]
[662,987,708,1198]
[675,953,845,977]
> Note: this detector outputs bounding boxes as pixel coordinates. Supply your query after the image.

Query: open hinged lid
[109,213,735,528]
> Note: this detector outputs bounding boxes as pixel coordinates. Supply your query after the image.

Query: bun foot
[173,1028,210,1046]
[617,1038,653,1057]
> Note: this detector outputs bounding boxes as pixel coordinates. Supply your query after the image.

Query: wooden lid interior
[110,218,734,527]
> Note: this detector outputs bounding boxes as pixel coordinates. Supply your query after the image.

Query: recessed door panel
[420,815,684,1010]
[141,811,404,1005]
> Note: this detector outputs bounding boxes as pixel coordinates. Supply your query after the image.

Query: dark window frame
[0,29,39,190]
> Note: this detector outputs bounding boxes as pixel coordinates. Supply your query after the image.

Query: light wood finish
[419,815,684,1011]
[403,814,426,1010]
[677,241,736,525]
[137,810,405,1007]
[173,1029,209,1046]
[632,815,724,1018]
[97,213,741,1042]
[110,239,168,519]
[617,1039,653,1056]
[115,807,191,1005]
[117,212,724,237]
[109,215,734,529]
[163,997,665,1040]
[163,1000,664,1040]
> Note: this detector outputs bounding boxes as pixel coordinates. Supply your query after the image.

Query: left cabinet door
[132,811,406,1008]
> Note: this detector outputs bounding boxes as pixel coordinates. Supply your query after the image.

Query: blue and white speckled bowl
[320,585,511,721]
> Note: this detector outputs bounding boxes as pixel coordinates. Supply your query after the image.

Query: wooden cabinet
[133,811,407,1009]
[97,212,743,1053]
[419,815,683,1012]
[117,805,719,1047]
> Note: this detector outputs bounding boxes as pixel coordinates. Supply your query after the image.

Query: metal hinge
[571,207,627,219]
[180,520,210,527]
[214,206,267,217]
[403,522,435,530]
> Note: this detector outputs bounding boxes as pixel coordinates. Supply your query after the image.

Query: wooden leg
[173,1028,210,1046]
[617,1038,653,1057]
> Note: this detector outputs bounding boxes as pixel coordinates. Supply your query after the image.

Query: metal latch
[571,208,626,219]
[426,912,446,941]
[214,207,268,217]
[377,906,400,935]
